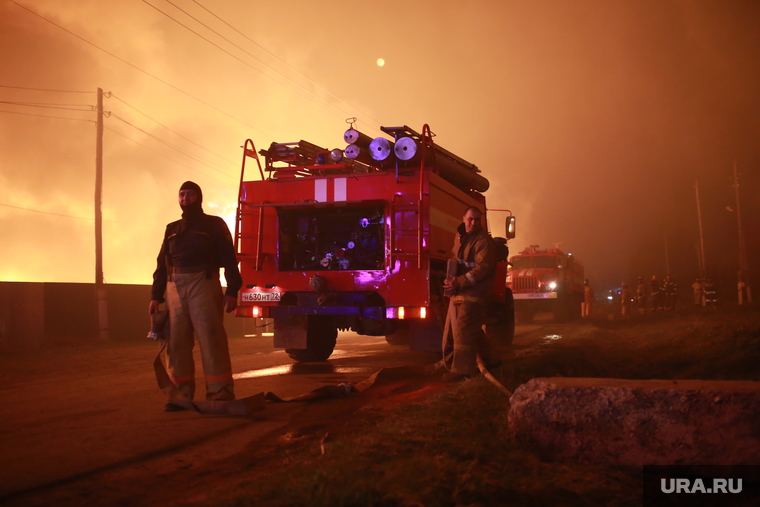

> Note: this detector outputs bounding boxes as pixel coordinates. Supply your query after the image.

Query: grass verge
[217,305,759,507]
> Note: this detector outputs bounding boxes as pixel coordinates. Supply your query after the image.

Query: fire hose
[150,305,511,418]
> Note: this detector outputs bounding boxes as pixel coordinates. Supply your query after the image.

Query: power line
[110,94,237,166]
[0,100,93,111]
[109,113,236,178]
[0,100,93,108]
[0,201,124,224]
[7,0,269,137]
[104,126,235,184]
[0,108,95,122]
[143,0,382,132]
[0,202,93,220]
[142,0,333,113]
[0,84,94,94]
[191,0,385,133]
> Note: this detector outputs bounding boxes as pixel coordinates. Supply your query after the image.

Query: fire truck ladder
[235,139,266,270]
[382,125,433,271]
[390,196,423,269]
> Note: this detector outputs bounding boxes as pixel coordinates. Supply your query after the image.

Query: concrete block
[508,377,760,466]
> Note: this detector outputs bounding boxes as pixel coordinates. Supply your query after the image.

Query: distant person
[737,272,751,305]
[636,276,648,315]
[442,206,499,383]
[620,283,631,318]
[149,181,242,411]
[582,279,594,318]
[703,279,718,309]
[691,279,703,306]
[662,274,677,310]
[650,275,662,312]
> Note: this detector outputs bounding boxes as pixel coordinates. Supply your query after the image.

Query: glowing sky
[1,0,758,293]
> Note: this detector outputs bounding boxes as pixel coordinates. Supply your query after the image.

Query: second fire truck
[508,245,584,322]
[233,122,515,361]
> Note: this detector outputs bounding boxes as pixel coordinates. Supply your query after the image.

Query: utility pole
[695,181,706,282]
[733,160,752,304]
[95,88,109,341]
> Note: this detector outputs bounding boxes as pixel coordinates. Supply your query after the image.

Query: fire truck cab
[508,245,584,322]
[234,123,515,361]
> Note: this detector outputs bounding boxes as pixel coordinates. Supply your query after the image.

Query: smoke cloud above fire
[1,0,759,295]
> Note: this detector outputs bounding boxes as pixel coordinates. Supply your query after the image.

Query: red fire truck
[508,245,584,322]
[233,123,515,361]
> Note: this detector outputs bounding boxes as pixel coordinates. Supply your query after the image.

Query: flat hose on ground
[476,354,513,397]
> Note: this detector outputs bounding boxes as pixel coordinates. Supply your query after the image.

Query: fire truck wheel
[285,317,337,362]
[484,319,515,345]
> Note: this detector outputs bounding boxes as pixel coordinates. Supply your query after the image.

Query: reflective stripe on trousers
[165,271,234,401]
[450,299,495,376]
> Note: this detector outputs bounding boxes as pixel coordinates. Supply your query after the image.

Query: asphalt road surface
[0,322,545,504]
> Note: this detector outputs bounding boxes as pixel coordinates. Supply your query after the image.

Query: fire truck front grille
[512,276,538,292]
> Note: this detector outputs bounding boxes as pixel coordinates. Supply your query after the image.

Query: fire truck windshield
[511,257,532,269]
[511,256,557,269]
[533,256,557,269]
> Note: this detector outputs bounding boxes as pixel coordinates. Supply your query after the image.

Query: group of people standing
[582,274,680,319]
[583,273,723,320]
[690,278,718,308]
[634,274,679,315]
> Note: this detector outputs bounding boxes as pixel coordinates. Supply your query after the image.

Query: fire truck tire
[484,292,515,344]
[484,319,515,345]
[285,316,337,362]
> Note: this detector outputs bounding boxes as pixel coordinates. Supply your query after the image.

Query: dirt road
[0,323,545,505]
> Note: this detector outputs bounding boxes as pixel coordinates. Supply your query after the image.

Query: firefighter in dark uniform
[662,274,677,310]
[636,276,648,315]
[149,181,242,411]
[650,275,662,312]
[442,206,498,382]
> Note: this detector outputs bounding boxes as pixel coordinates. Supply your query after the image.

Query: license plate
[242,292,281,302]
[513,292,558,300]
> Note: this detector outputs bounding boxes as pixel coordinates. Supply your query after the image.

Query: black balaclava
[179,180,203,218]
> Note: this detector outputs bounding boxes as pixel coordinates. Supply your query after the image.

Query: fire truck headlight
[330,149,343,162]
[548,282,557,290]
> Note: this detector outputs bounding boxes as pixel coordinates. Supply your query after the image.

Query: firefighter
[636,276,648,315]
[442,206,498,382]
[692,279,704,306]
[662,274,677,310]
[582,279,594,317]
[620,282,631,318]
[650,275,661,312]
[704,278,718,308]
[149,181,242,411]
